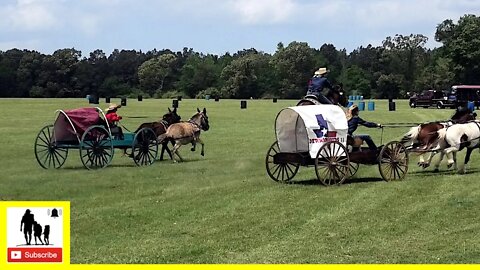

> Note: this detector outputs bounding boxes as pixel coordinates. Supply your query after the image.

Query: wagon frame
[265,105,409,185]
[34,107,159,170]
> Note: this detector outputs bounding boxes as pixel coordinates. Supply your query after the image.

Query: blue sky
[1,0,480,56]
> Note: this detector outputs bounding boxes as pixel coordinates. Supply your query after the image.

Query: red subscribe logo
[8,248,62,263]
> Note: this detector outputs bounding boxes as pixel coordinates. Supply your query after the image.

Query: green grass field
[1,98,479,264]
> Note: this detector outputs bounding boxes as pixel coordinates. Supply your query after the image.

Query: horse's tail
[400,126,420,146]
[435,127,448,147]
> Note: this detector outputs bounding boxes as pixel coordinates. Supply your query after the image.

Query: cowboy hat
[314,67,329,75]
[346,104,358,121]
[105,103,121,112]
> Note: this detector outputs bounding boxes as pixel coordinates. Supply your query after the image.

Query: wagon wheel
[132,128,158,166]
[265,141,299,182]
[378,141,409,181]
[79,125,113,170]
[315,141,350,185]
[348,162,359,178]
[34,125,68,169]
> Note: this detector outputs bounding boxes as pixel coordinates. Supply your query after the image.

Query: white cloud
[230,0,298,24]
[1,0,59,31]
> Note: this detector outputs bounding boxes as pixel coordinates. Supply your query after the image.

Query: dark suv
[409,89,455,109]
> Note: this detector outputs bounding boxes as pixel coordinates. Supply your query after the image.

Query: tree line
[1,14,479,99]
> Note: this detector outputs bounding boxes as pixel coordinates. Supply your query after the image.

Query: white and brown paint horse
[158,108,209,162]
[432,120,480,173]
[400,108,476,168]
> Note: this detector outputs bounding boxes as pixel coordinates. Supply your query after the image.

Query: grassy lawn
[0,98,479,264]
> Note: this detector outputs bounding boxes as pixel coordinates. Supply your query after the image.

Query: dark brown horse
[297,86,348,107]
[134,107,181,160]
[400,107,477,168]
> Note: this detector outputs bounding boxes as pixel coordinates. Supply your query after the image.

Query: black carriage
[34,107,158,170]
[265,105,408,185]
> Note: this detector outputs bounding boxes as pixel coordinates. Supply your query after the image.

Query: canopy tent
[275,105,348,158]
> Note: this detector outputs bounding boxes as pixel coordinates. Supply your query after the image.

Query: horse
[134,107,181,160]
[297,86,348,107]
[400,108,476,168]
[158,108,209,162]
[432,120,480,173]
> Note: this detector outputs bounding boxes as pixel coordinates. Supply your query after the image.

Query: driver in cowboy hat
[306,67,335,104]
[105,103,124,139]
[346,104,383,150]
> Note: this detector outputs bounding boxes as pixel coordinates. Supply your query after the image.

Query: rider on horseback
[306,67,335,105]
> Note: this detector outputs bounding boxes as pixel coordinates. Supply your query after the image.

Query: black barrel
[389,101,396,111]
[273,98,278,103]
[214,97,219,102]
[105,97,111,103]
[138,95,143,101]
[172,99,179,108]
[241,100,247,109]
[121,98,127,106]
[177,96,182,101]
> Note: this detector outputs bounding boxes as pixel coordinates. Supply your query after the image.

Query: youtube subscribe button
[8,248,62,263]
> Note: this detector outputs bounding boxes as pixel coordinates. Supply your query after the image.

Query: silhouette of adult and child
[20,209,51,245]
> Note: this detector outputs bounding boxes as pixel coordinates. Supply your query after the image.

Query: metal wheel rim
[133,128,158,166]
[315,141,350,186]
[34,125,68,169]
[378,141,409,181]
[80,126,113,170]
[265,141,299,182]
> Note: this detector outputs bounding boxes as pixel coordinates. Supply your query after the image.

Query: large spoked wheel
[80,126,113,170]
[348,162,359,178]
[265,141,299,182]
[34,125,68,169]
[378,141,409,181]
[315,141,350,186]
[132,128,158,166]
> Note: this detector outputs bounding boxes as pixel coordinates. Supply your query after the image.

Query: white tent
[275,105,348,158]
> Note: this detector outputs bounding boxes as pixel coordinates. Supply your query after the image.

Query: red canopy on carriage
[53,107,105,142]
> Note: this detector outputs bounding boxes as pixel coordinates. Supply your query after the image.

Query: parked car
[409,89,455,109]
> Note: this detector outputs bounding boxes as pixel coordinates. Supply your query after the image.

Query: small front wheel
[132,128,158,166]
[378,141,409,181]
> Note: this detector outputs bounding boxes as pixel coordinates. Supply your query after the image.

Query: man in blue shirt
[306,67,334,104]
[347,104,383,150]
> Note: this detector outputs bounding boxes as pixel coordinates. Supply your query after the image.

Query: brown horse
[158,108,209,162]
[400,108,476,168]
[134,107,181,160]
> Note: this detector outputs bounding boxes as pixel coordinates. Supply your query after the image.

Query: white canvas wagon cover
[275,105,348,158]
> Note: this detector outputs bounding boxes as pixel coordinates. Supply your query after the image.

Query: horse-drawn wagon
[34,107,158,170]
[265,105,409,185]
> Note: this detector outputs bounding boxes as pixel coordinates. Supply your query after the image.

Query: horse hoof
[433,169,439,173]
[447,163,453,169]
[201,152,204,156]
[191,148,195,152]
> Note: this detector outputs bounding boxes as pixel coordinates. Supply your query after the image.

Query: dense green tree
[138,53,177,96]
[339,65,372,97]
[220,52,273,98]
[271,41,316,98]
[435,14,480,84]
